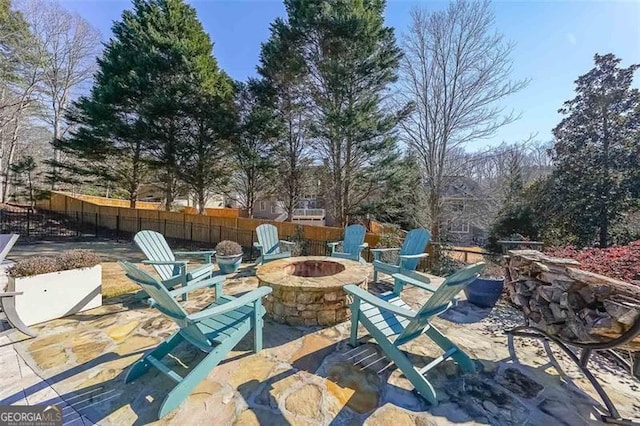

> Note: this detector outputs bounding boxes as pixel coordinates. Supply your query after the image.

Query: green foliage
[278,0,409,226]
[550,53,640,247]
[0,0,31,82]
[229,80,280,216]
[9,156,46,207]
[57,0,233,209]
[258,17,310,219]
[354,151,423,229]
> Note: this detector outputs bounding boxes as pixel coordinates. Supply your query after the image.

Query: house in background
[138,184,228,210]
[440,176,493,246]
[253,196,326,226]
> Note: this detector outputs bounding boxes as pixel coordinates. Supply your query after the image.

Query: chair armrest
[142,260,189,266]
[360,242,369,248]
[280,240,296,247]
[174,250,215,258]
[175,250,215,263]
[327,241,340,254]
[399,253,428,259]
[253,242,262,249]
[344,284,416,319]
[0,291,23,297]
[399,253,428,269]
[169,275,225,298]
[370,247,400,261]
[187,287,273,322]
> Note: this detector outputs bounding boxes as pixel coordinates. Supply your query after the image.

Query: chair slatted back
[256,224,281,255]
[0,234,18,264]
[134,230,177,281]
[399,228,431,271]
[118,261,211,348]
[342,224,366,256]
[395,262,485,346]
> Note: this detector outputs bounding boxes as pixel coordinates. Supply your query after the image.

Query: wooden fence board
[35,192,387,250]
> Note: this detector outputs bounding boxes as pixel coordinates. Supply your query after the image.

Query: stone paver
[0,265,638,425]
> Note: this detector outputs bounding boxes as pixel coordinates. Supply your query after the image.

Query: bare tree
[399,0,528,241]
[22,0,101,190]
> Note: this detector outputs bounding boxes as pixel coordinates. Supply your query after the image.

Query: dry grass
[101,262,207,299]
[101,262,141,299]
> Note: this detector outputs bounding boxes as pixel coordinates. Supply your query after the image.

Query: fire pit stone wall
[256,256,369,326]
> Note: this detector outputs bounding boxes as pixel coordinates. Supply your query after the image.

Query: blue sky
[60,0,640,150]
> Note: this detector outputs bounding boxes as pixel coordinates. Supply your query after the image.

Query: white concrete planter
[7,265,102,326]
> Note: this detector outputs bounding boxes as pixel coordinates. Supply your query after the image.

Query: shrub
[8,250,101,278]
[57,250,102,271]
[215,240,242,256]
[545,241,640,284]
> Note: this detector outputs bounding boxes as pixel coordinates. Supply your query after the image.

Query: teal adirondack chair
[118,261,272,419]
[134,230,215,300]
[371,228,431,293]
[327,224,368,263]
[344,262,485,406]
[253,224,295,265]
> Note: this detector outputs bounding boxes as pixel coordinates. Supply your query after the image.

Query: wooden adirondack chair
[327,224,368,263]
[134,230,215,300]
[371,228,431,293]
[0,234,36,338]
[118,260,272,419]
[253,224,295,265]
[344,262,485,406]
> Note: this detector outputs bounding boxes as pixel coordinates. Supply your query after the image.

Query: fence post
[190,222,193,241]
[138,216,142,232]
[219,225,222,243]
[116,215,120,240]
[249,231,254,261]
[26,209,30,237]
[164,219,167,235]
[76,211,80,237]
[95,212,99,238]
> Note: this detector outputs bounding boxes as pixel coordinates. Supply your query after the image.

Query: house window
[271,204,278,214]
[259,201,266,211]
[451,201,464,213]
[448,219,470,233]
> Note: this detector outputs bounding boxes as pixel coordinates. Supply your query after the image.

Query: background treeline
[2,0,638,248]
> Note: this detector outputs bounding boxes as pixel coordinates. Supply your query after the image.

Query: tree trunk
[197,191,206,215]
[2,119,21,202]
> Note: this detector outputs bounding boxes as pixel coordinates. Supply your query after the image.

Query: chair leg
[362,316,438,405]
[424,324,476,374]
[349,298,361,347]
[253,304,264,353]
[125,331,184,383]
[158,330,243,418]
[393,277,404,295]
[373,269,378,283]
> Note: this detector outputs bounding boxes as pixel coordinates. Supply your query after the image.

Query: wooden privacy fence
[56,192,245,218]
[35,192,381,250]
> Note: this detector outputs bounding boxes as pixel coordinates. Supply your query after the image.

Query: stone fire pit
[256,256,369,326]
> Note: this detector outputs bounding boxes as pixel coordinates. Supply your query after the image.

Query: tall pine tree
[551,53,640,247]
[280,0,408,226]
[57,0,232,208]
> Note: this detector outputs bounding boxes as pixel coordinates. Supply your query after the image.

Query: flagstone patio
[1,264,639,425]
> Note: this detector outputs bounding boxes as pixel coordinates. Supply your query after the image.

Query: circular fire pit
[256,256,369,326]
